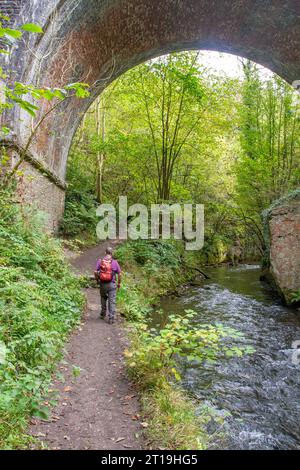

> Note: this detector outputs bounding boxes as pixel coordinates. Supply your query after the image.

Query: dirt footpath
[30,242,142,450]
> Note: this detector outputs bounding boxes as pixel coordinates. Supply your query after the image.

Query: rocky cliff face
[263,190,300,305]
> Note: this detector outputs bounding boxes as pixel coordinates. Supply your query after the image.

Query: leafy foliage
[115,239,190,321]
[291,290,300,304]
[236,61,300,219]
[59,189,98,238]
[65,52,300,264]
[115,239,181,269]
[0,188,84,449]
[125,310,253,388]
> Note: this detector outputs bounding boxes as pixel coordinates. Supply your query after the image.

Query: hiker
[95,247,121,324]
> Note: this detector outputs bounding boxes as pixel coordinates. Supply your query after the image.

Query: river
[159,264,300,450]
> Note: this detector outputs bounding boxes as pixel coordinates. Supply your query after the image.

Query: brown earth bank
[29,241,143,450]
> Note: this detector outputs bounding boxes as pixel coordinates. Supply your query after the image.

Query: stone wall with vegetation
[263,189,300,305]
[16,159,66,233]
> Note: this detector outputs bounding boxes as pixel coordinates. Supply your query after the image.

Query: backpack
[99,258,113,283]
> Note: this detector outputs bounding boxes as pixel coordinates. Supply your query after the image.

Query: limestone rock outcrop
[263,190,300,305]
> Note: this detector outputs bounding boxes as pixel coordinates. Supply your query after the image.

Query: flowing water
[159,264,300,450]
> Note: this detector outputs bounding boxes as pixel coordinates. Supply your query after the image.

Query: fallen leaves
[51,415,61,422]
[124,394,136,400]
[131,414,140,421]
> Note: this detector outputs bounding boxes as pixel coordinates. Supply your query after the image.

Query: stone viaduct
[0,0,300,231]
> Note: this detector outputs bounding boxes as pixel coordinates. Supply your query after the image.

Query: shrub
[291,290,300,304]
[59,188,98,238]
[115,239,182,269]
[125,310,252,389]
[125,310,254,449]
[0,188,84,449]
[115,240,191,314]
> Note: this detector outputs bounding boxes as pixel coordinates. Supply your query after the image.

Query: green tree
[236,60,300,213]
[0,12,90,186]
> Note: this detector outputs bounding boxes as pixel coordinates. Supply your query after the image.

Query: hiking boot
[108,317,115,325]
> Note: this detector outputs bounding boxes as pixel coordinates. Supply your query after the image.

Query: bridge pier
[6,146,66,233]
[17,162,66,233]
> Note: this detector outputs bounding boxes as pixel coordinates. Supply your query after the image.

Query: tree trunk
[95,96,106,204]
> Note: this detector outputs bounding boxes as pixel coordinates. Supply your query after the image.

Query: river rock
[263,189,300,305]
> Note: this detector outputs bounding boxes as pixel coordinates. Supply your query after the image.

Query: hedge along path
[29,241,142,450]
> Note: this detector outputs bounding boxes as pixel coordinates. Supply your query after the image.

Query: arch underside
[7,0,300,180]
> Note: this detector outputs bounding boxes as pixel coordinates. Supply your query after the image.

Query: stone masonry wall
[10,147,66,233]
[16,161,65,233]
[264,190,300,305]
[0,0,22,21]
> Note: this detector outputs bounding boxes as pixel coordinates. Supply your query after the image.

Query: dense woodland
[62,52,300,264]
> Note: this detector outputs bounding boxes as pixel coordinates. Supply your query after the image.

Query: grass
[125,323,209,450]
[141,382,207,450]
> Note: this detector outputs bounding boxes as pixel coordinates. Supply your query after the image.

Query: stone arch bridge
[0,0,300,230]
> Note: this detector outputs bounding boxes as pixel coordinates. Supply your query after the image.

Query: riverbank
[0,189,143,450]
[114,240,251,450]
[159,264,300,449]
[0,198,252,451]
[26,239,206,450]
[114,240,209,449]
